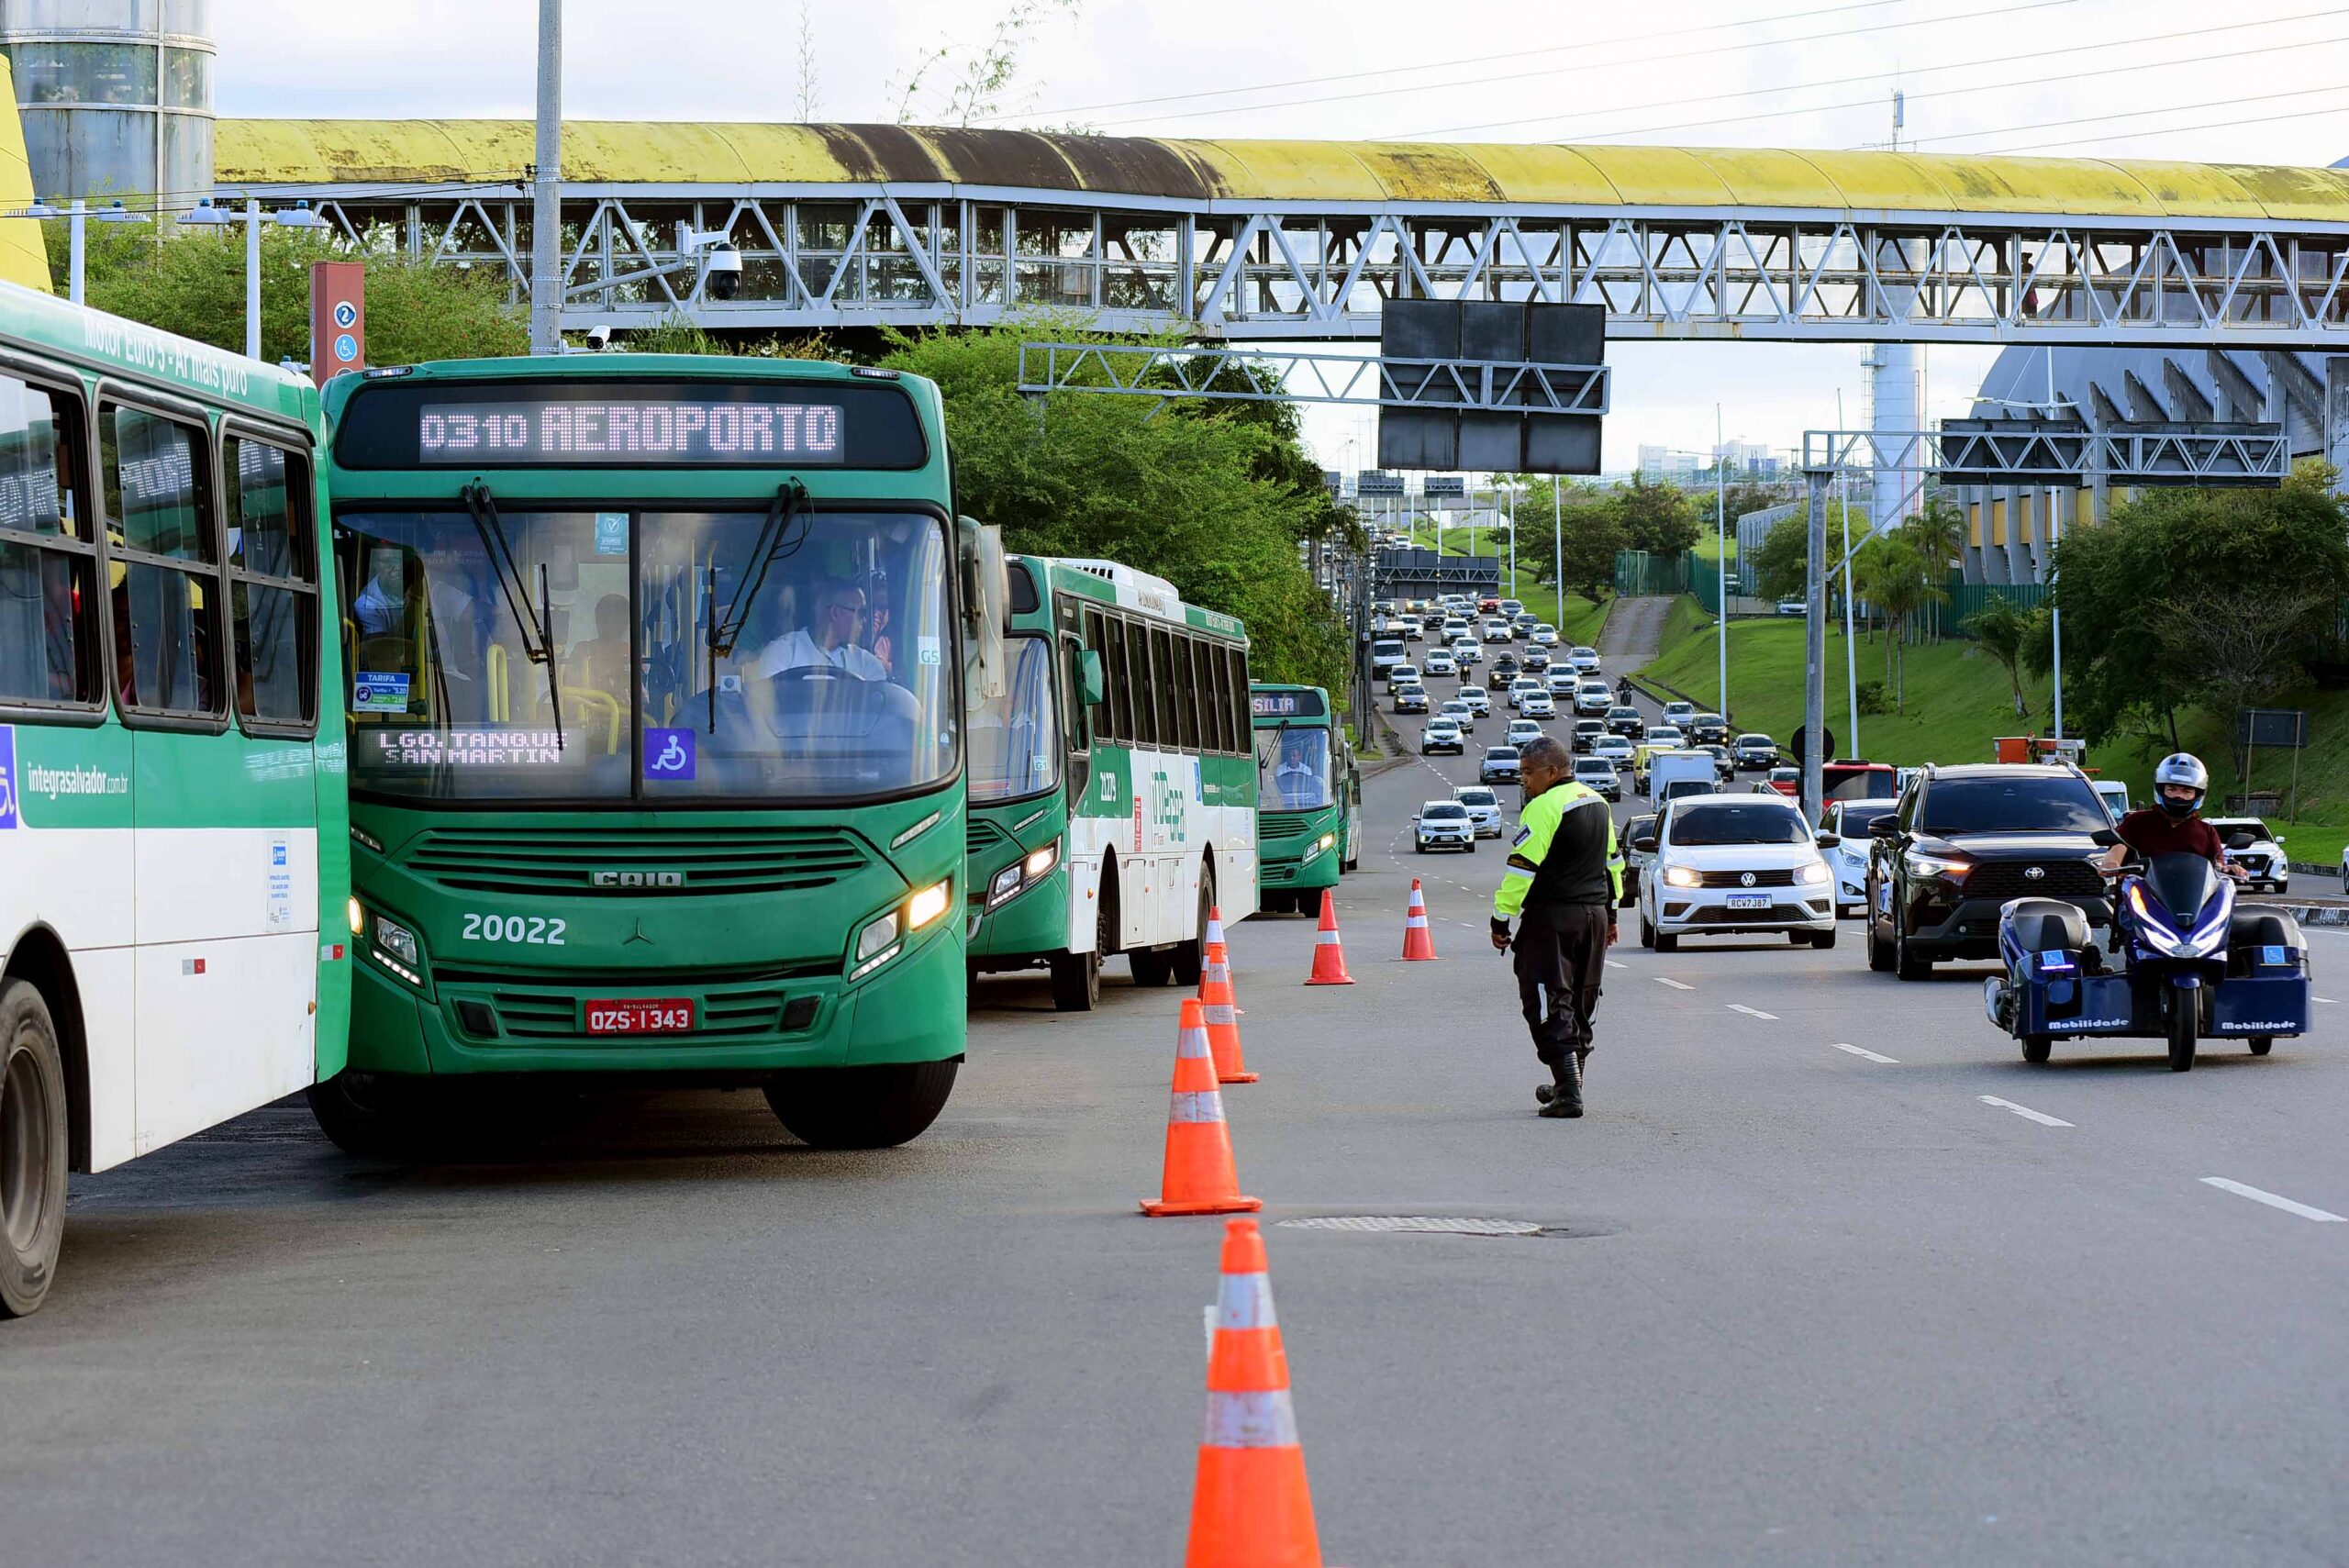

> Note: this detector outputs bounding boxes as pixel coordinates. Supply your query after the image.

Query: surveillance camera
[585,324,612,350]
[703,241,743,302]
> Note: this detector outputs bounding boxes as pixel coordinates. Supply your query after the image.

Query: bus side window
[1106,615,1133,745]
[0,374,101,709]
[1151,624,1174,746]
[225,435,319,734]
[1223,648,1248,753]
[1195,639,1225,755]
[103,402,224,722]
[1174,632,1200,752]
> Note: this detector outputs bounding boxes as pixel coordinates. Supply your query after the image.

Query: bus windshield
[335,508,954,803]
[1257,723,1331,811]
[968,635,1061,803]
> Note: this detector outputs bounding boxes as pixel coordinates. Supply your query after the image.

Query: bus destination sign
[1252,690,1324,719]
[415,398,847,465]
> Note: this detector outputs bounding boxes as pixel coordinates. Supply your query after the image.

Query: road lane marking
[2199,1177,2346,1223]
[1654,977,1695,991]
[1604,959,1626,970]
[1830,1041,1898,1063]
[1727,1004,1777,1020]
[2317,996,2340,1006]
[1979,1095,2072,1128]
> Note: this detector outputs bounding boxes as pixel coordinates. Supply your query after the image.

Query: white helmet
[2153,752,2209,817]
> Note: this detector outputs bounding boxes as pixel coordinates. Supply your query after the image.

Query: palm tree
[1902,496,1966,641]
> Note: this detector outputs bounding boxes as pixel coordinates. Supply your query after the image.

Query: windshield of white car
[1670,802,1810,846]
[1573,761,1610,776]
[1920,778,2109,835]
[1456,788,1497,806]
[1487,746,1519,759]
[2207,817,2273,840]
[1421,803,1467,819]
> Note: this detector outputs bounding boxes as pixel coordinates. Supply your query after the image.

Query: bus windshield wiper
[707,479,808,733]
[461,481,563,752]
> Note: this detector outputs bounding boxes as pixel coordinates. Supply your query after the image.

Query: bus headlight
[906,880,952,931]
[986,843,1060,910]
[373,915,420,968]
[347,896,365,936]
[857,911,900,962]
[1319,832,1337,851]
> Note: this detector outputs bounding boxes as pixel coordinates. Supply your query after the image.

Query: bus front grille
[1260,816,1311,840]
[406,827,871,896]
[967,817,1008,853]
[468,981,813,1041]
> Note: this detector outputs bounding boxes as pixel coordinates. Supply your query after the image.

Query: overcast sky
[214,0,2349,472]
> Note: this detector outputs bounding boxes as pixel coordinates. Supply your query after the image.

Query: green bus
[1,285,345,1316]
[317,355,996,1152]
[967,555,1256,1011]
[1251,684,1361,914]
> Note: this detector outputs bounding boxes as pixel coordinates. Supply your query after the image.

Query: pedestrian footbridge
[218,122,2349,345]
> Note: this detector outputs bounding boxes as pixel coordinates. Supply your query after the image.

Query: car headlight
[373,914,420,967]
[1796,861,1830,884]
[1662,864,1702,889]
[1904,851,1972,882]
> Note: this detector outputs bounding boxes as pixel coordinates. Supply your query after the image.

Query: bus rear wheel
[764,1060,959,1149]
[1,980,69,1319]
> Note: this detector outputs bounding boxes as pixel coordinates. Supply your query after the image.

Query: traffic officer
[1490,735,1623,1118]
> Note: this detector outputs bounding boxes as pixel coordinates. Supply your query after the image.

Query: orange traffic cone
[1401,879,1438,962]
[1203,904,1229,959]
[1141,1000,1262,1218]
[1304,889,1354,985]
[1186,1218,1323,1568]
[1200,938,1257,1084]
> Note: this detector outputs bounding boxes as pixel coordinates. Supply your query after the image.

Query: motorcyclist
[2095,752,2246,883]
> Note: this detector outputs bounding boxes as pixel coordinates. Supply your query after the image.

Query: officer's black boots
[1537,1053,1583,1118]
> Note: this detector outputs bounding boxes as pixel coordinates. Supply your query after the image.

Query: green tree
[877,323,1350,698]
[1616,475,1700,556]
[2049,462,2349,752]
[1964,595,2032,717]
[61,221,528,365]
[1902,495,1966,640]
[1750,512,1810,602]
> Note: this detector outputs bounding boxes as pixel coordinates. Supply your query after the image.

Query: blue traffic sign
[334,332,358,363]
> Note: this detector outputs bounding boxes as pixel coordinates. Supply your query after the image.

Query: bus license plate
[1724,894,1770,912]
[584,998,696,1035]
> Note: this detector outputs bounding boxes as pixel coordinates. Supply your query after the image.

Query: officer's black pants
[1512,905,1610,1066]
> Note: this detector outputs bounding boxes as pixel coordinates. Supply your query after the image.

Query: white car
[1818,797,1898,917]
[1520,688,1555,718]
[1571,755,1620,802]
[1454,686,1491,717]
[1506,717,1544,748]
[1452,638,1483,666]
[1453,784,1505,837]
[1633,794,1839,951]
[1590,734,1634,767]
[1420,718,1465,755]
[1567,646,1602,674]
[2207,817,2290,895]
[1438,697,1477,733]
[1414,800,1476,853]
[1530,625,1559,647]
[1575,679,1612,716]
[1440,618,1471,644]
[1507,677,1544,710]
[2092,779,2130,822]
[1422,650,1458,678]
[1483,619,1515,643]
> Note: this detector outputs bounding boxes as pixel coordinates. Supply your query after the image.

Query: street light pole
[67,199,84,306]
[1802,465,1832,823]
[530,0,564,354]
[1716,406,1728,716]
[244,198,262,361]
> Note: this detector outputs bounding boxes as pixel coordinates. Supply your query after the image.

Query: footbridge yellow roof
[212,120,2349,223]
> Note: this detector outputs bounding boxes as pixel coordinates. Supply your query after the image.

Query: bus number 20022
[461,914,569,945]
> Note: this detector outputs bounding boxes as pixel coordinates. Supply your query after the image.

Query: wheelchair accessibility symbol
[643,727,696,782]
[0,726,17,828]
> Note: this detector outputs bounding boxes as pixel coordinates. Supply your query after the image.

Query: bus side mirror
[1077,650,1105,706]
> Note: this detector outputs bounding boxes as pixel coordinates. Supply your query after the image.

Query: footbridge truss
[216,122,2349,347]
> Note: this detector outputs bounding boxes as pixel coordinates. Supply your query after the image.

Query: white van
[1647,751,1720,811]
[1371,638,1407,675]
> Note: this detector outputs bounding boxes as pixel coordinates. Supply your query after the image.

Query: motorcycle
[1984,832,2310,1072]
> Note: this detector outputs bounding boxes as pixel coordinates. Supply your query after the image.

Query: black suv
[1688,712,1731,746]
[1865,763,2115,979]
[1486,653,1520,691]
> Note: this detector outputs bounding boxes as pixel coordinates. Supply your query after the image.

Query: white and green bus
[0,285,345,1317]
[966,557,1256,1008]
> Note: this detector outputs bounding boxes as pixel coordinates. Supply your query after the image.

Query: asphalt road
[8,660,2348,1565]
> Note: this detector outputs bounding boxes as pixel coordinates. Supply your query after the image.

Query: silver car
[1453,784,1505,838]
[1414,800,1477,853]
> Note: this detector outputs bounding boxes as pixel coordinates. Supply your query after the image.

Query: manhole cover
[1276,1216,1543,1237]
